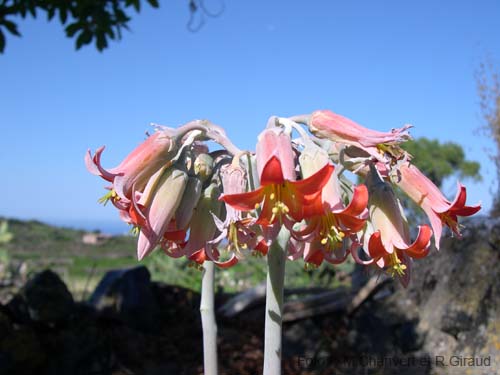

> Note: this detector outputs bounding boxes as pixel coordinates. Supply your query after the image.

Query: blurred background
[0,1,499,374]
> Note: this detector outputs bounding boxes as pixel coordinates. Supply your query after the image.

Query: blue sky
[0,0,498,233]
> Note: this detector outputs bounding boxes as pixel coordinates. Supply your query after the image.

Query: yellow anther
[321,238,328,245]
[254,203,261,209]
[388,252,406,277]
[272,207,279,214]
[270,193,275,200]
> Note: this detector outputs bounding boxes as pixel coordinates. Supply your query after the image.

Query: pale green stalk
[263,227,290,375]
[200,260,218,375]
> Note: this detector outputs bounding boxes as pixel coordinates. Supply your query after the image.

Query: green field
[0,218,352,299]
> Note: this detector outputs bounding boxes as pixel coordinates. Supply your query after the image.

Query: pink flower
[396,162,481,249]
[85,130,176,202]
[309,110,411,162]
[363,164,432,287]
[134,167,188,260]
[184,182,239,268]
[211,163,260,259]
[220,128,334,231]
[292,141,368,266]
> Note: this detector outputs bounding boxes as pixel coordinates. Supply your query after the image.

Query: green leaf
[96,33,108,51]
[0,29,5,53]
[105,26,115,39]
[28,4,37,18]
[147,0,159,8]
[130,0,140,12]
[59,8,68,24]
[65,22,81,37]
[2,20,21,36]
[75,30,93,50]
[47,7,55,21]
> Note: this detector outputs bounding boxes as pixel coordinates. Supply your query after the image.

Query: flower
[134,167,188,260]
[220,128,334,229]
[395,162,481,249]
[183,182,238,268]
[211,163,260,259]
[291,141,369,266]
[363,164,432,287]
[85,130,177,203]
[309,110,412,162]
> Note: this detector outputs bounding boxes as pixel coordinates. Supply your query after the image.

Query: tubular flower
[158,176,204,258]
[363,164,432,287]
[309,110,411,163]
[395,162,481,249]
[85,130,177,202]
[293,141,368,265]
[134,167,188,260]
[220,128,334,229]
[184,182,238,268]
[211,163,261,259]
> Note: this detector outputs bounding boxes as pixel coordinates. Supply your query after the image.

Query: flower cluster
[86,111,480,286]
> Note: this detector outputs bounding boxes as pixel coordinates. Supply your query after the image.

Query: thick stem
[263,227,290,375]
[200,261,218,375]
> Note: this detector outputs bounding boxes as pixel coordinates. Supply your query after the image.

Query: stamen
[387,252,406,277]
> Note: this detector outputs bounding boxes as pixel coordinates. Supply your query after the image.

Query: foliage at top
[0,0,225,52]
[0,0,158,52]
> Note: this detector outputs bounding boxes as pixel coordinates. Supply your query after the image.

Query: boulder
[89,265,160,332]
[6,269,74,325]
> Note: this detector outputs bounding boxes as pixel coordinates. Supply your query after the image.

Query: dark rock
[89,266,160,332]
[283,318,324,358]
[386,216,500,374]
[0,327,46,375]
[6,269,74,325]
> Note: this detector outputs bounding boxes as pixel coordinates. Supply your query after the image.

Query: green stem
[200,260,218,375]
[263,227,290,375]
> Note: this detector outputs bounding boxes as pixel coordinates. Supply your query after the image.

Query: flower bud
[137,167,188,260]
[175,176,203,230]
[194,153,214,181]
[184,182,222,259]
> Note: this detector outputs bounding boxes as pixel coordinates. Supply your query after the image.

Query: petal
[291,163,334,196]
[338,184,368,217]
[400,225,432,259]
[220,186,265,211]
[367,231,391,259]
[336,213,366,232]
[290,219,319,241]
[257,128,296,183]
[303,244,324,266]
[350,245,375,265]
[137,228,156,260]
[164,229,187,242]
[85,146,116,182]
[448,183,481,216]
[205,246,239,268]
[424,205,444,250]
[260,156,285,185]
[323,247,350,264]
